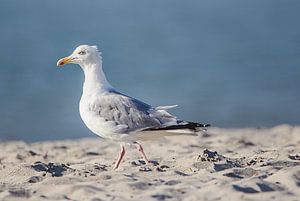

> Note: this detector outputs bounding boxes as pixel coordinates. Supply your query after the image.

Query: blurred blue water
[0,0,299,141]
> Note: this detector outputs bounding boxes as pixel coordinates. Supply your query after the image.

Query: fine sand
[0,124,300,201]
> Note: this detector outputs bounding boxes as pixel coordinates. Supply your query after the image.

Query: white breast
[79,94,129,141]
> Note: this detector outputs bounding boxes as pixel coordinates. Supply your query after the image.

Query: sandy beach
[0,124,299,201]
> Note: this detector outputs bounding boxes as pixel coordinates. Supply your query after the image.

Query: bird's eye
[78,51,86,55]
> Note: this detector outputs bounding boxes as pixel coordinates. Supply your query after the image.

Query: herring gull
[57,45,209,169]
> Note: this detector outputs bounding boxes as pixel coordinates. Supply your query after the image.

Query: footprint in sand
[232,185,259,194]
[8,188,31,198]
[129,181,152,190]
[223,168,258,179]
[232,181,285,194]
[293,171,300,186]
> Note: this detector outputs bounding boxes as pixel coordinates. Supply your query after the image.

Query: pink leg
[114,143,125,169]
[134,142,150,164]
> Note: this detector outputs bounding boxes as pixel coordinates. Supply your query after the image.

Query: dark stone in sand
[131,160,146,166]
[198,149,225,162]
[151,194,173,201]
[232,185,259,194]
[48,163,69,177]
[139,167,152,172]
[153,179,165,184]
[85,151,101,156]
[156,167,165,172]
[28,176,43,183]
[131,160,159,167]
[156,165,169,172]
[246,157,265,166]
[150,160,160,166]
[288,154,300,161]
[32,162,48,172]
[165,180,181,186]
[28,150,39,156]
[31,162,73,177]
[174,170,189,176]
[138,160,146,165]
[93,164,107,171]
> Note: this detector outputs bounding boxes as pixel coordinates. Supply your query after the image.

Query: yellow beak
[57,56,73,66]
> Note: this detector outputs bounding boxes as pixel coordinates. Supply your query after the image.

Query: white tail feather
[155,105,178,110]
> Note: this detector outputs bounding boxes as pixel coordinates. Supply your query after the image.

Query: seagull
[57,45,209,169]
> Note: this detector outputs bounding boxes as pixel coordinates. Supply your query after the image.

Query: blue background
[0,0,299,141]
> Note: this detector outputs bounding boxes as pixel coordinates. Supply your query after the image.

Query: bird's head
[57,45,102,67]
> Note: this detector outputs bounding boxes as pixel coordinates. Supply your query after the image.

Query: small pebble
[139,167,152,172]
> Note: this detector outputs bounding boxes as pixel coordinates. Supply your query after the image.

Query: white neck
[81,60,112,94]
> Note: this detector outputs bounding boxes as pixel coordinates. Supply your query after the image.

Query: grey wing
[89,92,164,133]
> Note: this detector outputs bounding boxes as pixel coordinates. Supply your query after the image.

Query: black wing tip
[188,122,211,128]
[143,122,211,132]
